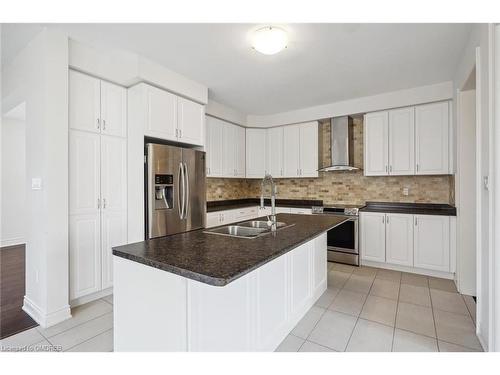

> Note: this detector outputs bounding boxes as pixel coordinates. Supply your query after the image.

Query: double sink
[204,220,294,239]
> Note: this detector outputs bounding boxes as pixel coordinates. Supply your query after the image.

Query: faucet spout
[260,174,277,231]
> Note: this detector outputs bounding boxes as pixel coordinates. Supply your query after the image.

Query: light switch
[31,178,42,190]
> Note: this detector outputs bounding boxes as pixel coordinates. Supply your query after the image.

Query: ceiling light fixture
[252,26,288,55]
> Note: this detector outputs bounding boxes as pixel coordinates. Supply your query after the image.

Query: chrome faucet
[260,174,277,231]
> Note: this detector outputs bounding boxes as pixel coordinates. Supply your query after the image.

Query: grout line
[63,327,113,352]
[390,274,402,352]
[428,281,441,351]
[461,294,476,325]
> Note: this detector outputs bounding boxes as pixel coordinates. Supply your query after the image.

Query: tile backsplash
[207,117,454,205]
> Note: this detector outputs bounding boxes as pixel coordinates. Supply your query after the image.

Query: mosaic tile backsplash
[206,118,454,205]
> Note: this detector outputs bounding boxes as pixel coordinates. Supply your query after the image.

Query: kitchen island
[112,213,347,351]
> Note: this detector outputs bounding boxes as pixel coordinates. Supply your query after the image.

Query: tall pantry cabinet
[69,70,127,303]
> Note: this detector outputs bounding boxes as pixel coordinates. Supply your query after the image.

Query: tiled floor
[276,263,483,352]
[0,295,113,352]
[1,264,482,352]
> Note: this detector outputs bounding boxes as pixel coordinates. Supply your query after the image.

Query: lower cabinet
[414,215,450,272]
[360,212,386,263]
[360,212,452,274]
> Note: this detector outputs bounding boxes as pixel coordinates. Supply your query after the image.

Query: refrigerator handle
[178,162,184,219]
[184,162,189,220]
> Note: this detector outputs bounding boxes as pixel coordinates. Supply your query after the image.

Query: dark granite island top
[360,201,456,216]
[112,213,346,287]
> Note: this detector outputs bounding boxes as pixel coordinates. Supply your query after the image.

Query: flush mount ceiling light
[251,26,288,55]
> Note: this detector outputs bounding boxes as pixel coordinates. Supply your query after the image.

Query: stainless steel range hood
[318,116,359,172]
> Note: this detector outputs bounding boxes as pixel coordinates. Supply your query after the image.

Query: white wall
[1,116,26,247]
[247,81,453,127]
[453,23,494,351]
[2,28,71,327]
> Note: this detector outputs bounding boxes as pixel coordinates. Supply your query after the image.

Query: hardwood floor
[0,244,38,339]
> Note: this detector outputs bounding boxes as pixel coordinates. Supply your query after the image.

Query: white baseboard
[361,260,455,280]
[1,237,25,247]
[70,287,113,307]
[22,296,72,328]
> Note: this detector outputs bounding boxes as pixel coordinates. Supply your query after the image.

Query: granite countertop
[360,201,457,216]
[206,198,323,213]
[112,213,346,287]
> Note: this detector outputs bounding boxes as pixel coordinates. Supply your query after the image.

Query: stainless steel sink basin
[239,220,288,229]
[204,225,267,238]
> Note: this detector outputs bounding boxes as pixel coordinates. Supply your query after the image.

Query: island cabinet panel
[290,242,312,320]
[312,233,328,296]
[187,276,252,352]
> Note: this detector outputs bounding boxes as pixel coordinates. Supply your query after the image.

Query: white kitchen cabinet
[246,128,267,178]
[69,70,101,134]
[388,107,415,175]
[312,233,327,293]
[267,127,284,177]
[145,84,178,141]
[290,207,312,214]
[235,125,246,177]
[69,214,101,300]
[205,116,223,177]
[299,122,319,177]
[364,111,389,176]
[290,241,312,320]
[415,102,449,175]
[414,215,450,272]
[385,213,414,267]
[233,206,258,221]
[206,212,222,228]
[360,212,386,263]
[69,129,127,302]
[100,80,127,138]
[283,125,300,177]
[177,97,204,146]
[222,122,236,177]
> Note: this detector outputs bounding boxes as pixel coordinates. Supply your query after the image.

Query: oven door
[327,218,358,254]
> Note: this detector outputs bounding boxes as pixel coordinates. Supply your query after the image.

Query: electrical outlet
[402,187,409,196]
[31,178,42,190]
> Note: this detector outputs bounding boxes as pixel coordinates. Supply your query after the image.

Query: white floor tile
[399,284,431,307]
[351,266,377,279]
[299,340,335,352]
[360,295,397,327]
[327,271,351,289]
[329,289,367,317]
[315,288,340,309]
[392,329,438,352]
[462,295,476,324]
[291,306,325,339]
[401,273,428,288]
[434,309,482,350]
[37,299,112,338]
[431,289,469,315]
[102,294,113,305]
[438,340,481,352]
[0,327,45,350]
[67,329,113,352]
[330,262,355,274]
[308,310,357,351]
[275,335,304,352]
[49,312,113,351]
[343,274,373,294]
[369,278,400,300]
[346,319,393,352]
[428,277,457,293]
[375,269,401,282]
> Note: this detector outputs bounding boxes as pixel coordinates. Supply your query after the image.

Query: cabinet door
[70,214,101,300]
[299,122,319,177]
[101,210,127,290]
[177,97,204,146]
[69,70,101,133]
[283,125,300,177]
[100,80,127,138]
[235,125,246,177]
[414,215,450,272]
[246,128,267,178]
[219,210,235,225]
[415,102,449,175]
[364,111,389,176]
[290,208,312,214]
[360,212,386,263]
[145,85,177,141]
[385,213,414,266]
[100,135,127,213]
[312,233,327,293]
[389,107,414,175]
[222,122,236,177]
[206,117,223,177]
[69,131,101,216]
[267,127,284,177]
[205,212,221,228]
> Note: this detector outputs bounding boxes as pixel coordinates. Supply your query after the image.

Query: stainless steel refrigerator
[145,143,206,239]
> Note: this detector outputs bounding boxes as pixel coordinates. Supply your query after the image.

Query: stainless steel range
[312,205,363,266]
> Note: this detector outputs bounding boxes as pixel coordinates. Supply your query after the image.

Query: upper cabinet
[364,101,450,176]
[131,83,205,146]
[283,122,319,178]
[267,127,284,177]
[415,102,449,175]
[70,70,127,138]
[246,128,267,178]
[206,116,245,178]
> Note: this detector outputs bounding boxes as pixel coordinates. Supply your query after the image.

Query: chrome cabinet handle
[97,118,100,130]
[415,217,418,226]
[103,198,107,209]
[386,216,389,224]
[389,165,392,173]
[416,164,419,172]
[385,165,388,173]
[382,216,385,224]
[97,198,101,209]
[102,119,106,131]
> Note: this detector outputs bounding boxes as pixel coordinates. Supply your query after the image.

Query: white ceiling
[2,23,472,115]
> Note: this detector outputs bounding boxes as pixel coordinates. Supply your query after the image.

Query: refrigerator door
[147,143,186,238]
[182,148,206,231]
